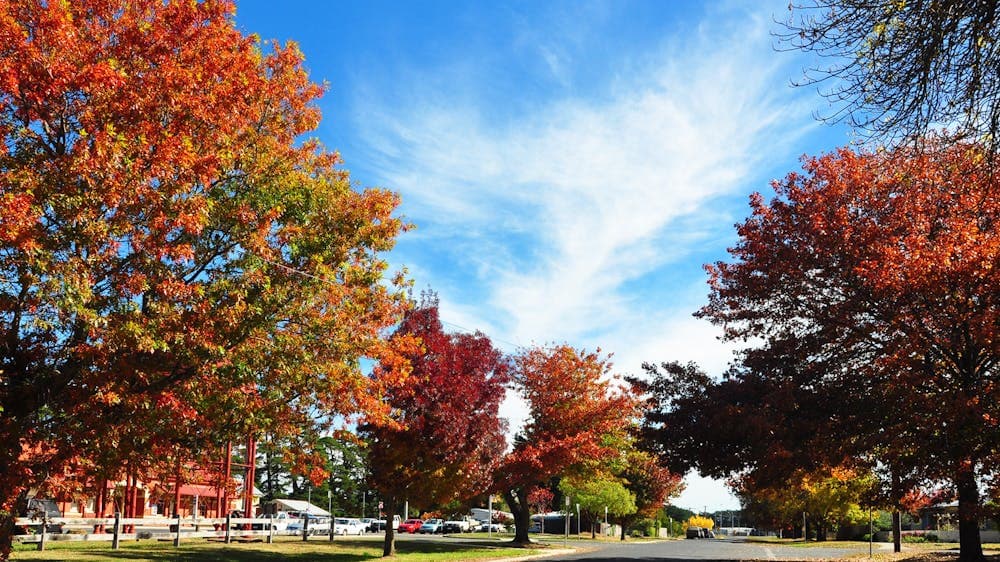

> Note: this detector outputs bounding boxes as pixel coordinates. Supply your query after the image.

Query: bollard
[173,513,181,547]
[225,512,232,544]
[112,512,121,550]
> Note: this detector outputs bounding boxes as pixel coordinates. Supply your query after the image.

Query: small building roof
[267,498,330,517]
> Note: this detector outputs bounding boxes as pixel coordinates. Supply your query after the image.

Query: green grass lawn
[10,536,541,561]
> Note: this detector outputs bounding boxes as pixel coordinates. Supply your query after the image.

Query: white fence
[14,513,335,552]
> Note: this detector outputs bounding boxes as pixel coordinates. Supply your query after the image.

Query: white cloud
[353,5,817,509]
[359,12,814,357]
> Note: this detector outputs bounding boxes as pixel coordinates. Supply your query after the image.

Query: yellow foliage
[685,515,714,530]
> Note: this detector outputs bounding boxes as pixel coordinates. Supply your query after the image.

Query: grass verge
[10,536,539,562]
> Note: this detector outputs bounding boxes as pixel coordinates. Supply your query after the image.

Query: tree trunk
[382,495,396,557]
[0,487,28,560]
[620,518,628,541]
[0,512,14,562]
[504,489,531,545]
[956,466,984,562]
[892,510,901,553]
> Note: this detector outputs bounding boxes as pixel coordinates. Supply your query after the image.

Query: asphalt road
[375,532,887,561]
[516,537,883,561]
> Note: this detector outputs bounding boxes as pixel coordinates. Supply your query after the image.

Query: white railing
[14,513,334,551]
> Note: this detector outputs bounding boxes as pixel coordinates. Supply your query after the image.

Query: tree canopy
[0,0,408,556]
[778,1,1000,152]
[638,144,999,561]
[495,345,640,544]
[361,293,509,556]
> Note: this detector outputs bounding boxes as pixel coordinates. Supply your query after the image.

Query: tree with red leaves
[0,1,408,557]
[361,292,509,557]
[495,345,640,545]
[698,143,1000,562]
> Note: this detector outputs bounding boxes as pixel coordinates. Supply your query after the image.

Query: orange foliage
[0,1,408,557]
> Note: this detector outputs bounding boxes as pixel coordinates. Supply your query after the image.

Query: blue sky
[234,0,851,512]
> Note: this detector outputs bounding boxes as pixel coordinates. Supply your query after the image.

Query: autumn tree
[360,293,509,556]
[616,450,684,540]
[777,1,1000,152]
[527,486,554,529]
[0,0,408,557]
[735,466,873,540]
[697,144,1000,561]
[494,345,640,545]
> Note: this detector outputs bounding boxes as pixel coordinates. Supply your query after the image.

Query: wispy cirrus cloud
[356,5,815,377]
[347,2,831,512]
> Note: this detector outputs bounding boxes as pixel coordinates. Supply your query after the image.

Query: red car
[398,518,423,533]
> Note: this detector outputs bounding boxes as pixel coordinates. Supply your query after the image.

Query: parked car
[251,510,294,531]
[15,498,64,535]
[360,517,378,532]
[288,514,331,535]
[369,514,400,532]
[686,526,714,539]
[398,518,423,533]
[419,518,444,534]
[333,517,367,535]
[481,522,505,532]
[443,516,476,533]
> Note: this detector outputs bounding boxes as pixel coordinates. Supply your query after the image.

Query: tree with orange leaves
[0,0,408,557]
[697,143,1000,561]
[495,345,640,545]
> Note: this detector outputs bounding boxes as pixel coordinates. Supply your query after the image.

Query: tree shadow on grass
[50,548,372,562]
[16,538,530,562]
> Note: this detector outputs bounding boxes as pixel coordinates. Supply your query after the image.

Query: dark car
[686,526,714,539]
[15,498,64,535]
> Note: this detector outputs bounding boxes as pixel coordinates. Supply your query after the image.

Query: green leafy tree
[319,435,368,516]
[559,475,636,538]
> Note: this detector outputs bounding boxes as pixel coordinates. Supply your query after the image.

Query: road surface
[522,537,885,561]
